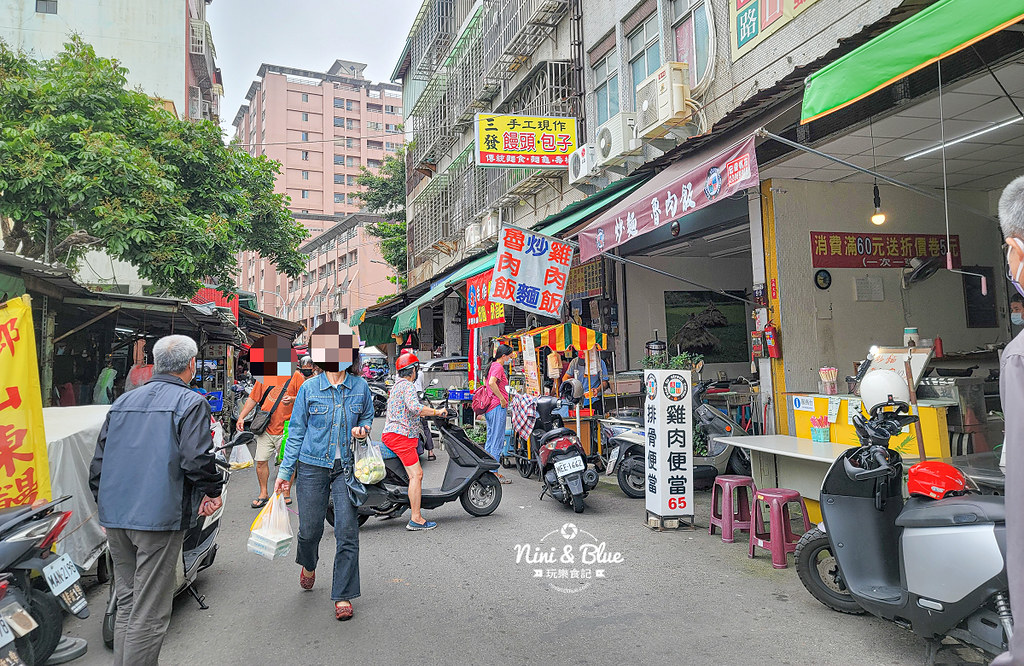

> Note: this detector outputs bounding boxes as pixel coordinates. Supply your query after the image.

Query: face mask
[1013,313,1024,327]
[189,360,197,383]
[300,368,313,377]
[1008,239,1024,299]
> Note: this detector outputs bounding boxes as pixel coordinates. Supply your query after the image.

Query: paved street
[64,422,957,665]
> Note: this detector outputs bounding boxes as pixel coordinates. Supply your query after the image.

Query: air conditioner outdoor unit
[596,112,642,166]
[568,144,599,185]
[635,62,691,139]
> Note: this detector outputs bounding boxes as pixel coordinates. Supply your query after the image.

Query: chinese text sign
[475,114,578,169]
[810,232,962,269]
[466,269,506,329]
[644,370,694,517]
[730,0,823,60]
[521,334,541,396]
[0,296,52,509]
[491,226,573,319]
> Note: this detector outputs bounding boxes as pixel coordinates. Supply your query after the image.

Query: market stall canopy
[393,282,449,335]
[349,308,366,327]
[238,307,304,341]
[801,0,1024,123]
[361,345,385,356]
[501,323,607,352]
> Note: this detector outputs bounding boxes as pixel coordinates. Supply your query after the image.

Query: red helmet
[396,351,419,372]
[907,461,966,500]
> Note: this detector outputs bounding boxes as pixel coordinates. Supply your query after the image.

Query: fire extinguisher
[764,323,781,359]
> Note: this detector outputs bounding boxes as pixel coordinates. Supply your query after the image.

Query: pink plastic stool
[748,488,812,569]
[709,475,755,543]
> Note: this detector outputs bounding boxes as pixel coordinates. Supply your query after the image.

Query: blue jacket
[90,374,223,531]
[278,372,374,480]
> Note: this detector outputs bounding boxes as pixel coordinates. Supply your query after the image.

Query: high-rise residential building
[232,60,403,323]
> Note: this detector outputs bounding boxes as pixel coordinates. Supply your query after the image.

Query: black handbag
[248,378,291,435]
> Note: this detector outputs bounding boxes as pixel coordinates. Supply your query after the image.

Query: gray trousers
[106,528,185,666]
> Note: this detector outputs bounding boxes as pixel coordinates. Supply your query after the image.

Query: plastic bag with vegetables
[353,438,386,484]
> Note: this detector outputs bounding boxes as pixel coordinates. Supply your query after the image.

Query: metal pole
[756,128,998,223]
[600,252,759,307]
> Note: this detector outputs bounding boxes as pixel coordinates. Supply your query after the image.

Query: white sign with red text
[644,370,694,517]
[490,226,574,319]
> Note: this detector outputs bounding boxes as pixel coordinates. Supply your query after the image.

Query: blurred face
[249,335,296,385]
[309,321,359,372]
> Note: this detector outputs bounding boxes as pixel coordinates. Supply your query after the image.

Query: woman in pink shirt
[483,344,513,478]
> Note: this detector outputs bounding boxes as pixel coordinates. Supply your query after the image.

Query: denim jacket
[278,372,375,481]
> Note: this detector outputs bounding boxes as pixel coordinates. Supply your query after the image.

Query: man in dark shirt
[90,335,224,666]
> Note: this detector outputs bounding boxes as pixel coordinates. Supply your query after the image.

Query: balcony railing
[482,0,569,81]
[408,174,451,261]
[410,0,456,80]
[189,19,215,88]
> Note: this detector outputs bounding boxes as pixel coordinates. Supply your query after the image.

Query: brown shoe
[299,568,315,590]
[335,601,354,621]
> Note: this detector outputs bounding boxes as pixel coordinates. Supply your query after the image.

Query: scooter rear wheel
[795,528,864,615]
[616,454,645,499]
[27,586,63,663]
[571,493,585,513]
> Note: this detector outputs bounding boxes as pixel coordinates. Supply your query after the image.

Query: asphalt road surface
[64,419,977,665]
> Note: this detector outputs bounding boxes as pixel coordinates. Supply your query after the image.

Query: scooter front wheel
[795,528,864,615]
[571,493,585,513]
[461,472,502,516]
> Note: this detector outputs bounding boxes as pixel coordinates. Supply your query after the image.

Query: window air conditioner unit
[596,112,642,167]
[568,144,599,185]
[635,62,691,139]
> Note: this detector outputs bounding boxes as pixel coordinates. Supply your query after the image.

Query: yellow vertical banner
[0,296,52,508]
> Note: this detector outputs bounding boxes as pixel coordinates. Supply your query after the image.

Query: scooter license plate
[42,553,79,596]
[0,635,27,666]
[606,447,620,475]
[58,583,87,616]
[0,602,36,638]
[554,456,585,477]
[0,616,12,650]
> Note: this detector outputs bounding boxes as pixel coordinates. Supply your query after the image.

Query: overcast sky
[207,0,420,134]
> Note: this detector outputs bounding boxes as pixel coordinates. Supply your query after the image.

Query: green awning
[358,315,394,347]
[801,0,1024,123]
[443,253,499,288]
[392,282,449,335]
[349,308,366,327]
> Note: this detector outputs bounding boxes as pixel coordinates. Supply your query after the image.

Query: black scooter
[531,387,599,513]
[795,399,1011,662]
[0,495,89,665]
[328,399,502,526]
[368,381,389,417]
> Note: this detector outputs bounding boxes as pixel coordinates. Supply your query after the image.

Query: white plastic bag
[353,439,385,484]
[247,493,293,560]
[228,438,254,470]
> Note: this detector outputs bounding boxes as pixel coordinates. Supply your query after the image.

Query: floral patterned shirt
[382,378,424,439]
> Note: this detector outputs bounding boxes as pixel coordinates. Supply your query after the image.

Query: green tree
[354,146,406,289]
[0,37,307,298]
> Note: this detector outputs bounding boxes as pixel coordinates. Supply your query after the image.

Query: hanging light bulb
[871,183,886,225]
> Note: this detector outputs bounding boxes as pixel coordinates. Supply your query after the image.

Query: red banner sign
[466,269,505,329]
[579,134,760,261]
[810,232,961,269]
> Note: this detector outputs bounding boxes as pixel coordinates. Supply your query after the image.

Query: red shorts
[382,432,419,467]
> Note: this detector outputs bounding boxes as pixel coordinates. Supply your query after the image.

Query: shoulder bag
[249,377,292,435]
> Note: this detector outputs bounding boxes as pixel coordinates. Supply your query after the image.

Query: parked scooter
[605,379,751,498]
[531,381,599,513]
[102,431,247,649]
[0,572,35,665]
[328,397,502,526]
[0,495,89,665]
[795,370,1011,661]
[368,381,389,417]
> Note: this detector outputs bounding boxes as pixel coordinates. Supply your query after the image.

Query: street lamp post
[259,289,284,316]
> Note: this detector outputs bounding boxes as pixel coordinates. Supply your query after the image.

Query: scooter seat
[896,495,1005,528]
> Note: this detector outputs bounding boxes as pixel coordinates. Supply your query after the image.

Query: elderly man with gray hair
[994,176,1024,666]
[90,335,224,666]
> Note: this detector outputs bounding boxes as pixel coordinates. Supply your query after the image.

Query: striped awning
[502,323,607,352]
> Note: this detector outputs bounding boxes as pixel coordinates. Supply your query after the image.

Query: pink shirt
[487,361,509,410]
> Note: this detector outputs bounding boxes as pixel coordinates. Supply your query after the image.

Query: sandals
[427,453,436,461]
[300,568,315,590]
[335,601,354,621]
[496,473,512,485]
[251,496,269,509]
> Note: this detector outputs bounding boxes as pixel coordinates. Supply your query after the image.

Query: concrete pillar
[444,296,462,356]
[40,298,55,407]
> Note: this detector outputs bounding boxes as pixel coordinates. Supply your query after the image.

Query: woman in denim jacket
[276,326,374,621]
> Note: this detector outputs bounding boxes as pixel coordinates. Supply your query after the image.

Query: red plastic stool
[709,475,755,543]
[748,488,811,569]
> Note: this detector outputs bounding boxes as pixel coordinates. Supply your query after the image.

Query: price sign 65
[668,497,687,510]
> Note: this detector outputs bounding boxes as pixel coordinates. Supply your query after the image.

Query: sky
[207,0,421,134]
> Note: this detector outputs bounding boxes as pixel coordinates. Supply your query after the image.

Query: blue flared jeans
[295,460,360,601]
[484,404,507,460]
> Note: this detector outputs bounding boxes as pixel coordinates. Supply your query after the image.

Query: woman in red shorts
[382,351,447,531]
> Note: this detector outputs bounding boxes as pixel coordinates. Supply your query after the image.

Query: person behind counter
[1011,293,1024,328]
[993,174,1024,666]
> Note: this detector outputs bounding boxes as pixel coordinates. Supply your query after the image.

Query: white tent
[361,345,386,357]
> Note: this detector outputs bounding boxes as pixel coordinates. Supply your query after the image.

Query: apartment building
[232,60,402,320]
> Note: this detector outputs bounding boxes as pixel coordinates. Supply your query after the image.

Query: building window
[301,112,309,121]
[367,103,383,113]
[327,261,336,275]
[301,170,309,180]
[334,116,344,127]
[335,193,345,204]
[301,150,309,160]
[369,140,384,151]
[593,51,620,126]
[301,190,310,199]
[367,159,382,169]
[334,97,344,108]
[348,194,359,205]
[347,100,358,112]
[346,156,359,168]
[35,0,57,13]
[367,121,383,132]
[385,124,401,134]
[334,174,344,184]
[385,105,399,114]
[334,154,344,165]
[347,175,357,186]
[628,14,662,103]
[347,119,359,131]
[301,93,309,103]
[672,0,713,90]
[301,131,309,141]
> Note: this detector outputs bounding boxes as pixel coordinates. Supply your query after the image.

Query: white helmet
[859,369,910,412]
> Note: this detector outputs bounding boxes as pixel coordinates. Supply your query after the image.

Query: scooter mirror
[430,378,439,386]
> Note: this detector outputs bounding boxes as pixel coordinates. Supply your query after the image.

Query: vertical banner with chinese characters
[490,226,574,319]
[520,334,541,395]
[644,370,693,518]
[475,114,578,168]
[466,269,506,329]
[0,296,52,509]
